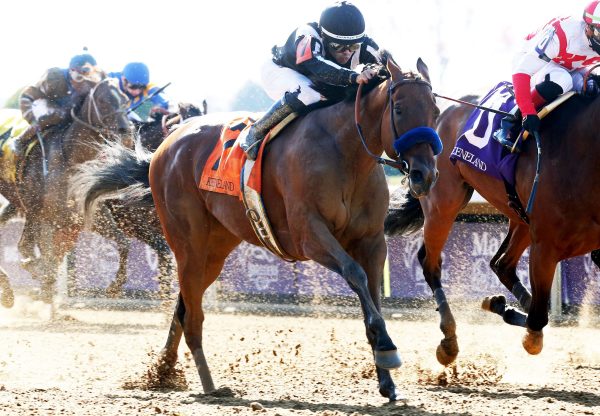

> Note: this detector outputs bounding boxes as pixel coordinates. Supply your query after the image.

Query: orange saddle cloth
[198,116,265,198]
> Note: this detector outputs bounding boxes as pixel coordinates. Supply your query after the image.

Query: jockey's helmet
[584,1,600,53]
[319,1,365,46]
[68,53,99,83]
[123,62,150,87]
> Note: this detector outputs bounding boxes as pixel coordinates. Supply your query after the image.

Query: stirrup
[244,139,262,161]
[493,129,521,153]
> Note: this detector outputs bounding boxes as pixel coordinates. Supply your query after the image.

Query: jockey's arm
[20,68,71,128]
[295,36,359,86]
[511,26,561,116]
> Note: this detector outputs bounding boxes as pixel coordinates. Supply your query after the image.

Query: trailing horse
[386,85,600,363]
[81,54,442,400]
[16,77,133,302]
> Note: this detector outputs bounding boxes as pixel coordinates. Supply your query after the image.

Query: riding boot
[240,91,305,161]
[10,125,39,157]
[492,107,522,150]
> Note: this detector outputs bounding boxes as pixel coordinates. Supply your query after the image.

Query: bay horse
[385,87,600,363]
[76,54,442,400]
[16,77,133,301]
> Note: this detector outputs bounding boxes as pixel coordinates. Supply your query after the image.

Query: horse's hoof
[436,343,457,366]
[481,295,506,314]
[522,328,543,355]
[383,387,406,402]
[374,349,402,370]
[1,290,14,308]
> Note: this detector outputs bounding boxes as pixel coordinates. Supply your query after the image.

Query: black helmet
[319,1,365,45]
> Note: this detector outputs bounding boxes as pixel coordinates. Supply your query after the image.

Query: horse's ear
[386,54,402,80]
[417,58,430,83]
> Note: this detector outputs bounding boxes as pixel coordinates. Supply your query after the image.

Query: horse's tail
[384,190,424,236]
[70,142,153,226]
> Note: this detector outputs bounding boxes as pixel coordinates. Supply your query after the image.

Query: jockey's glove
[37,109,68,129]
[522,114,540,135]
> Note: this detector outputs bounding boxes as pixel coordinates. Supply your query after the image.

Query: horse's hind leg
[0,266,14,308]
[482,221,531,326]
[158,204,240,393]
[522,244,559,355]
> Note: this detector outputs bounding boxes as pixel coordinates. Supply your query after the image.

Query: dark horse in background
[75,53,442,400]
[386,84,600,363]
[16,78,134,302]
[81,101,207,298]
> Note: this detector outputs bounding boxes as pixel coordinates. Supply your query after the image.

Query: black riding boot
[241,91,305,160]
[492,107,522,151]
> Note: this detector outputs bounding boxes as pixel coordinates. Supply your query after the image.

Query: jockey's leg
[10,125,39,157]
[240,90,306,160]
[494,65,571,148]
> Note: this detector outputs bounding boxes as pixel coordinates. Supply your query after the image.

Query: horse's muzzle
[408,167,439,198]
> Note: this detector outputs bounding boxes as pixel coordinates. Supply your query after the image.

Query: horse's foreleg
[0,266,14,308]
[420,217,459,366]
[353,236,401,401]
[522,244,557,355]
[93,205,131,298]
[482,221,531,326]
[304,221,400,373]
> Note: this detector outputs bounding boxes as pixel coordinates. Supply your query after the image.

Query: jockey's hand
[150,106,170,115]
[356,67,377,84]
[522,114,541,135]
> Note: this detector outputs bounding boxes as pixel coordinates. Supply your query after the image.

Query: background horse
[386,88,600,363]
[77,54,442,400]
[16,77,133,302]
[73,101,207,299]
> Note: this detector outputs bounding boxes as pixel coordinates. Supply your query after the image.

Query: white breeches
[531,60,576,93]
[260,59,323,105]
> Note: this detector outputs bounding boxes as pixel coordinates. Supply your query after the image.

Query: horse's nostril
[410,170,424,183]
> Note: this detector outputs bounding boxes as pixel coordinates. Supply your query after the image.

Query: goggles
[69,64,99,83]
[126,82,146,91]
[592,25,600,43]
[328,42,362,52]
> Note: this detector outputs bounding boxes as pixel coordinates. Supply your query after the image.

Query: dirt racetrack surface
[0,298,599,416]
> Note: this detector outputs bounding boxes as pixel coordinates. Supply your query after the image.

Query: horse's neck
[341,83,387,162]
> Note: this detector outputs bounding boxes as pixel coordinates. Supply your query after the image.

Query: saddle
[199,113,299,261]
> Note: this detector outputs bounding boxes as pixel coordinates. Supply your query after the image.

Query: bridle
[354,75,434,175]
[70,78,129,137]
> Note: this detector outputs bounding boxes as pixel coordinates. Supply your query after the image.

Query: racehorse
[16,77,133,301]
[86,53,442,400]
[385,86,600,363]
[134,101,206,151]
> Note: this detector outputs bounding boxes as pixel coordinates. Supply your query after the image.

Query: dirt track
[0,298,599,416]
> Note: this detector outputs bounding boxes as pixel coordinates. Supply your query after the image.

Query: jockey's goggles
[328,41,362,52]
[69,64,98,83]
[591,25,600,43]
[126,82,146,90]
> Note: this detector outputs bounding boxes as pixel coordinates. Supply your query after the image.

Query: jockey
[108,62,170,122]
[240,0,382,160]
[495,1,600,144]
[12,52,102,156]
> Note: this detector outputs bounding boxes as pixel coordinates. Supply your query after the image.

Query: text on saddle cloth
[450,81,521,187]
[199,116,265,198]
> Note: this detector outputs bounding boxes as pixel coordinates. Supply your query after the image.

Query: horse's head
[76,78,134,146]
[382,55,441,198]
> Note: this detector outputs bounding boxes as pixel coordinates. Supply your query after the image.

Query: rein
[433,92,516,120]
[71,79,127,138]
[354,76,435,175]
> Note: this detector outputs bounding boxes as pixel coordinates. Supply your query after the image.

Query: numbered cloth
[449,81,520,187]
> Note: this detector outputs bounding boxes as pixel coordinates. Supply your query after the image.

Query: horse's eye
[394,107,402,115]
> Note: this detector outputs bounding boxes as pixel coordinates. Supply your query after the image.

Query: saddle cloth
[450,81,520,186]
[198,116,265,198]
[0,109,30,183]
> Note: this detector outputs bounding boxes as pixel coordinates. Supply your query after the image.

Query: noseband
[354,77,442,175]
